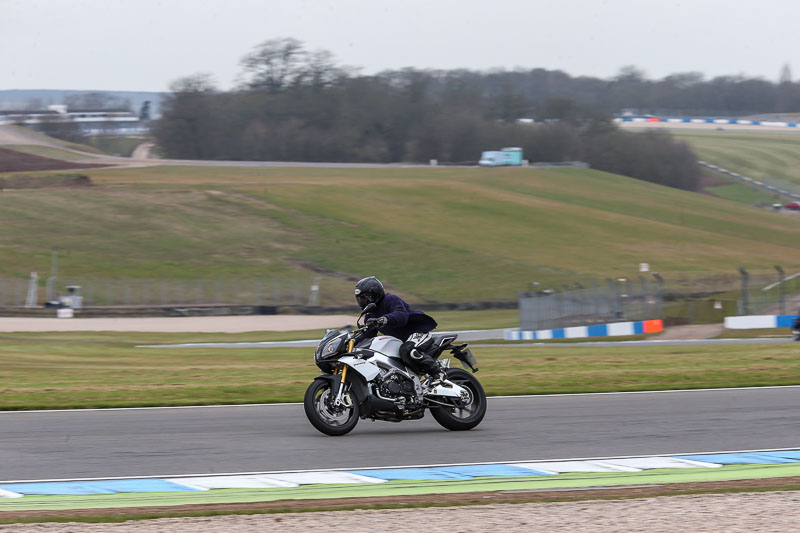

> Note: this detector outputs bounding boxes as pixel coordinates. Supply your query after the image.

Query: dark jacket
[365,293,437,341]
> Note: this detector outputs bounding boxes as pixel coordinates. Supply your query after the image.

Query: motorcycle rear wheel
[430,368,487,431]
[304,379,360,436]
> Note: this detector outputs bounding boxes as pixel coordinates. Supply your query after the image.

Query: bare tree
[240,37,306,92]
[779,63,793,84]
[169,73,218,94]
[297,49,349,89]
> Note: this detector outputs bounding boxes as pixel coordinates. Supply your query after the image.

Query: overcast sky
[3,0,799,92]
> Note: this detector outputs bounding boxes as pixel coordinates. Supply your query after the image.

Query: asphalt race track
[2,386,798,482]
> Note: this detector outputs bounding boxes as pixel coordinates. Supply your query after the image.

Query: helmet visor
[356,294,370,309]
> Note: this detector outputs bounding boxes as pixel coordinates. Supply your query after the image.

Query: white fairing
[367,336,403,358]
[339,355,381,380]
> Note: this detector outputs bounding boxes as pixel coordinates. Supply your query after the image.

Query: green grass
[0,163,792,304]
[3,144,98,161]
[4,125,104,154]
[715,328,794,339]
[704,181,781,205]
[83,136,147,157]
[0,334,797,410]
[673,130,800,194]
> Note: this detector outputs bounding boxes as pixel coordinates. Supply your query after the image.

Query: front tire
[430,368,487,431]
[304,378,359,436]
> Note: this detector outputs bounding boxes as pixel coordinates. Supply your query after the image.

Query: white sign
[639,263,650,272]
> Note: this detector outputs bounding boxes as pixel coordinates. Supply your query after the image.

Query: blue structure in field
[479,147,524,167]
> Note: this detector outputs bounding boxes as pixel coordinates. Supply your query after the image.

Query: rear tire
[430,368,487,431]
[304,378,359,436]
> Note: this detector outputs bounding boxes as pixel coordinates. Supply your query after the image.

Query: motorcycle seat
[429,333,458,352]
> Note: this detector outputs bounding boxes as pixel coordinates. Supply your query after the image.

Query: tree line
[152,38,708,190]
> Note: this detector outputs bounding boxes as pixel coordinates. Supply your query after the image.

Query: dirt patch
[0,147,105,173]
[292,261,360,282]
[654,323,726,340]
[1,476,798,521]
[0,173,93,189]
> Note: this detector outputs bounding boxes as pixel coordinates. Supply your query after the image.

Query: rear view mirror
[357,302,377,326]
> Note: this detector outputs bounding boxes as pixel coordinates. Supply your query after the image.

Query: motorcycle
[304,303,486,436]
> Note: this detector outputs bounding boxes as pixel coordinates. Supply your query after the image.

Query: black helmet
[354,276,385,309]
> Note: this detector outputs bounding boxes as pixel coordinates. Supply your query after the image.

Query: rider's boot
[413,348,444,384]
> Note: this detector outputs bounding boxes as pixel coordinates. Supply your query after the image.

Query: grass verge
[0,333,797,409]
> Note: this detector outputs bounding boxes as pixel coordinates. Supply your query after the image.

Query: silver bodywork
[339,335,467,401]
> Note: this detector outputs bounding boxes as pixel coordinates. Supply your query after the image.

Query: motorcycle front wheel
[304,378,360,436]
[430,368,487,431]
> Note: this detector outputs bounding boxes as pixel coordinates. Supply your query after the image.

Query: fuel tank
[367,336,403,359]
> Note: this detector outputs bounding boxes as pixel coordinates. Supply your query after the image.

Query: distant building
[0,105,148,135]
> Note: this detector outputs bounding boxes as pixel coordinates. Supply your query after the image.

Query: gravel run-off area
[3,491,799,532]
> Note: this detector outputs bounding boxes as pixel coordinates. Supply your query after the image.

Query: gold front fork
[340,339,355,385]
[339,339,355,384]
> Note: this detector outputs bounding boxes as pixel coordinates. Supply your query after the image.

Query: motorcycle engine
[378,373,417,403]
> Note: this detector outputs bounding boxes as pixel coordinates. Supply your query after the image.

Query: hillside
[1,162,798,304]
[672,131,800,199]
[0,146,105,172]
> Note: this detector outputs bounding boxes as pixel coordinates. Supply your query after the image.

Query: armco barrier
[505,319,663,341]
[724,314,798,329]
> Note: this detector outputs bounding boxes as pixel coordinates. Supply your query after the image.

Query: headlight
[315,333,345,361]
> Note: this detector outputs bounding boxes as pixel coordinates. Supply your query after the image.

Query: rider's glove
[366,316,388,330]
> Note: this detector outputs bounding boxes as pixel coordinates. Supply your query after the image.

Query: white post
[308,277,321,306]
[24,272,38,308]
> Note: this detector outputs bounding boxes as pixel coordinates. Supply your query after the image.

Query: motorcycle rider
[354,276,444,382]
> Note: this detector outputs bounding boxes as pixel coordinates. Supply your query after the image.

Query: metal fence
[519,268,800,330]
[1,277,323,308]
[519,278,663,331]
[743,269,800,315]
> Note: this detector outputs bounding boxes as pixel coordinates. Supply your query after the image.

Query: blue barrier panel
[88,479,202,493]
[762,451,800,461]
[633,322,644,334]
[776,315,798,328]
[752,121,761,125]
[0,482,116,495]
[551,328,565,339]
[587,324,608,337]
[676,453,795,465]
[439,464,553,477]
[346,468,472,481]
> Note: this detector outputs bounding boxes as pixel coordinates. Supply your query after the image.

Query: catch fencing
[519,278,662,331]
[519,268,800,330]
